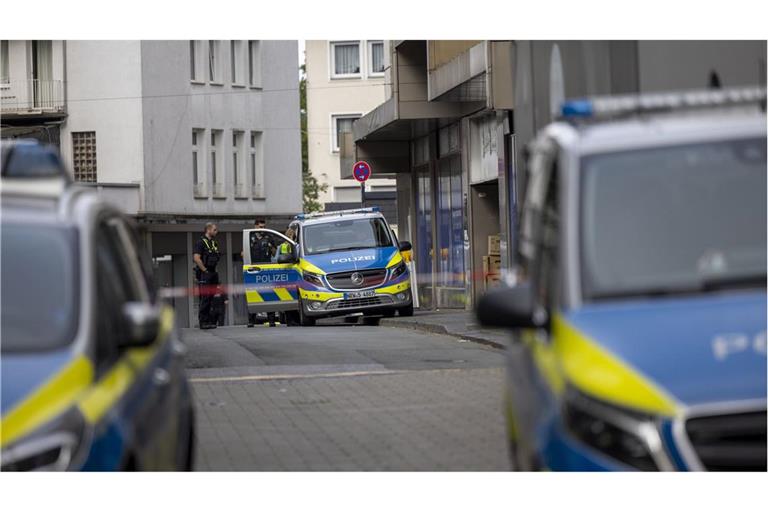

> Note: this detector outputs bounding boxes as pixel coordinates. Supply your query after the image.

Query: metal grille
[326,296,391,310]
[72,131,96,183]
[685,410,767,471]
[326,269,387,290]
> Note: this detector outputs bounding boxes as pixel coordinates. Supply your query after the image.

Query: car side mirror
[120,302,161,347]
[398,240,412,252]
[475,282,548,329]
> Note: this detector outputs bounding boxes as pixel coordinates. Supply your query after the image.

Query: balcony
[0,80,66,117]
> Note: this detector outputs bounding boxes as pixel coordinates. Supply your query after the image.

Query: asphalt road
[183,318,509,470]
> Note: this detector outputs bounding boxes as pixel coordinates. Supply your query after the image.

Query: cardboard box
[488,235,501,255]
[482,255,502,274]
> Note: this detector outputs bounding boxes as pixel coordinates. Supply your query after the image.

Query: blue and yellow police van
[242,207,413,326]
[1,140,194,471]
[477,88,767,471]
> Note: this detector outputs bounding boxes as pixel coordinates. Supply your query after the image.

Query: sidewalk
[380,310,509,350]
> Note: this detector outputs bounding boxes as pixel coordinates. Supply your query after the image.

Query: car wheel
[382,310,396,318]
[298,299,316,327]
[362,316,381,326]
[397,304,414,317]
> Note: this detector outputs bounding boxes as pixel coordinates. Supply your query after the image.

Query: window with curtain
[332,114,361,152]
[331,41,360,77]
[369,41,384,75]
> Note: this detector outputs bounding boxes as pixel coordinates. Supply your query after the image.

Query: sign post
[352,160,372,208]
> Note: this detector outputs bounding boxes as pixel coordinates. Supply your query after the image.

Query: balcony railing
[0,79,65,115]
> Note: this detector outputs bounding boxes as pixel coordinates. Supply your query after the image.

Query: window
[249,131,264,198]
[230,40,247,85]
[1,223,79,353]
[233,130,246,198]
[368,40,385,76]
[208,40,220,83]
[1,40,9,85]
[94,218,146,373]
[210,129,224,197]
[192,129,206,197]
[72,131,97,183]
[332,114,361,152]
[248,41,261,87]
[303,218,393,256]
[330,41,361,78]
[190,41,204,82]
[189,41,196,80]
[335,186,361,203]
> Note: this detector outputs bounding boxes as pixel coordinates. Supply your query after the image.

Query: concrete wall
[60,41,145,190]
[305,40,394,206]
[637,41,766,91]
[140,40,302,216]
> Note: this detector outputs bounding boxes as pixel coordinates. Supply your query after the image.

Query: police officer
[193,222,221,330]
[278,227,296,258]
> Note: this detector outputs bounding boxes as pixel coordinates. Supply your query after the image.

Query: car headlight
[389,261,407,280]
[1,406,92,471]
[562,386,665,471]
[302,271,324,288]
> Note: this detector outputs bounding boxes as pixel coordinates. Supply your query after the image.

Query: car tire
[362,316,381,326]
[397,304,414,317]
[298,299,316,327]
[382,310,396,318]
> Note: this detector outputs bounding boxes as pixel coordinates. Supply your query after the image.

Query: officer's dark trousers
[198,270,219,327]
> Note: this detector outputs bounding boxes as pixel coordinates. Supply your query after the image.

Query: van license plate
[346,290,375,299]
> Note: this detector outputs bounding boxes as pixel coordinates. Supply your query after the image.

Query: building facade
[305,40,398,221]
[1,40,302,327]
[348,40,766,311]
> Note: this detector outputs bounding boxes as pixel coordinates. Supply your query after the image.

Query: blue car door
[242,229,301,313]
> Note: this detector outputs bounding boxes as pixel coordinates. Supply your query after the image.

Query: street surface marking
[189,367,467,384]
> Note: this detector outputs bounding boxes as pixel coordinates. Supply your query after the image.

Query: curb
[379,318,506,351]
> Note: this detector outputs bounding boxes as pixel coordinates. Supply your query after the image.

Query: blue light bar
[561,99,593,118]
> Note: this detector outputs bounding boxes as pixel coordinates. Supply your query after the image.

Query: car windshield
[303,217,393,255]
[580,137,767,301]
[1,223,80,352]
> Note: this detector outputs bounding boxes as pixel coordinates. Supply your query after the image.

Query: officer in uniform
[193,222,221,329]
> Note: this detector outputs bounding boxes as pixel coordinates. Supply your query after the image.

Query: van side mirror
[120,302,161,347]
[398,240,412,252]
[475,282,547,329]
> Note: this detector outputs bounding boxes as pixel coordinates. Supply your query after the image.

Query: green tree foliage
[300,64,327,213]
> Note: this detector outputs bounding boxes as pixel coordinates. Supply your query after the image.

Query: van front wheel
[298,299,316,327]
[397,304,414,317]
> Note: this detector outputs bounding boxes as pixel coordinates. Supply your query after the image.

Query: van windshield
[303,218,393,255]
[580,137,767,301]
[1,223,80,352]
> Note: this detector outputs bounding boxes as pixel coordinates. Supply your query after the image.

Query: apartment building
[1,40,302,327]
[305,40,398,221]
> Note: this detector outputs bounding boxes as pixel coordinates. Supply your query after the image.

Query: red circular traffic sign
[353,161,372,182]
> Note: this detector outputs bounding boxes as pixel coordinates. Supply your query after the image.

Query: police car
[477,88,767,471]
[241,207,413,326]
[1,140,195,471]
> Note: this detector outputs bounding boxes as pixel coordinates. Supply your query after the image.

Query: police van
[477,88,767,471]
[242,207,413,326]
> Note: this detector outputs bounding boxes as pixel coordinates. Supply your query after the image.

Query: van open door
[242,229,300,318]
